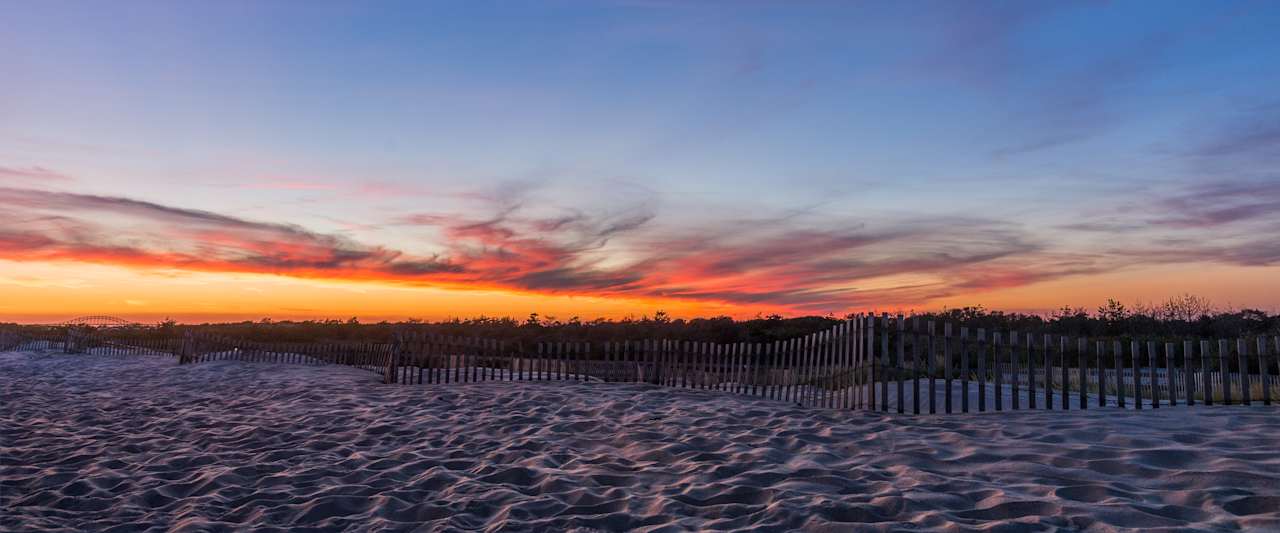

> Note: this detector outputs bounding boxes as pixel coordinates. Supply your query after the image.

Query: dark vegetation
[5,295,1276,344]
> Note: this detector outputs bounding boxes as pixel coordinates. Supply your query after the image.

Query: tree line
[6,294,1275,344]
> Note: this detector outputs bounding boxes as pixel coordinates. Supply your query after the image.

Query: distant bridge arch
[56,316,141,328]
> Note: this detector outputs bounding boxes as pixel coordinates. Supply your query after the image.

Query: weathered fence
[179,332,392,376]
[384,314,1279,413]
[0,326,182,358]
[3,314,1277,414]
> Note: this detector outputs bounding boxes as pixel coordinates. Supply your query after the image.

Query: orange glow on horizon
[3,259,1277,324]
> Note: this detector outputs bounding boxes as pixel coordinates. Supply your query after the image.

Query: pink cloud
[0,165,74,183]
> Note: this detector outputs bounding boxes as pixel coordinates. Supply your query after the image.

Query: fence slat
[560,341,569,382]
[921,322,932,414]
[1136,338,1146,410]
[814,332,825,406]
[878,315,888,411]
[429,336,440,383]
[1043,334,1053,410]
[776,340,787,402]
[800,337,810,404]
[860,316,869,409]
[757,341,769,398]
[994,331,1004,412]
[1058,336,1068,410]
[689,341,699,390]
[944,323,953,414]
[791,337,802,404]
[1261,337,1272,406]
[976,328,987,413]
[1239,338,1251,406]
[819,331,830,407]
[1199,339,1212,406]
[717,341,726,392]
[1112,340,1124,409]
[840,325,849,408]
[853,318,861,409]
[626,340,635,384]
[677,341,687,389]
[1092,341,1103,408]
[759,340,769,400]
[565,340,575,382]
[833,326,844,408]
[795,336,807,406]
[1027,333,1037,410]
[547,341,556,381]
[603,341,613,383]
[708,341,719,392]
[1218,339,1231,405]
[691,341,702,390]
[960,327,971,414]
[671,339,681,388]
[730,341,741,395]
[911,319,920,415]
[1007,331,1017,411]
[1147,341,1157,408]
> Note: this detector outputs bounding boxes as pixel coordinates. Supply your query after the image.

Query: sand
[3,350,1278,532]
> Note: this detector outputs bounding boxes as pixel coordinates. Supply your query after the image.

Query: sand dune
[3,350,1278,532]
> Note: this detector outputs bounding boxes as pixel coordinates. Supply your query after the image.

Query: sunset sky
[2,1,1279,323]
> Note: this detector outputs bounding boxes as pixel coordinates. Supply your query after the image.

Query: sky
[2,0,1279,323]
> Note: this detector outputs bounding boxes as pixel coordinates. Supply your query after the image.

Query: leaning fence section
[385,321,870,409]
[179,333,391,377]
[0,326,184,359]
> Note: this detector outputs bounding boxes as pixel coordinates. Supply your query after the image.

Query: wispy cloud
[241,179,339,191]
[1056,178,1280,269]
[0,186,453,279]
[0,165,74,182]
[0,184,1098,313]
[1151,180,1280,229]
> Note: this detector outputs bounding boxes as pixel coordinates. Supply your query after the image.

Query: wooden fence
[384,315,1280,413]
[3,314,1277,414]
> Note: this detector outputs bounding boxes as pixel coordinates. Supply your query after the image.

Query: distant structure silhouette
[55,316,139,329]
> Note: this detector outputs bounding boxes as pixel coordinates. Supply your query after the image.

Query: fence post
[1059,336,1069,410]
[1007,331,1017,410]
[910,319,920,414]
[1202,339,1214,406]
[943,322,952,414]
[1025,333,1035,410]
[960,326,970,414]
[1147,340,1158,408]
[977,328,987,412]
[179,331,194,365]
[1260,337,1272,406]
[384,332,401,385]
[927,321,936,414]
[1042,333,1051,409]
[995,331,1004,412]
[1219,339,1232,405]
[1132,340,1142,410]
[1239,338,1251,406]
[895,315,905,414]
[1078,337,1087,409]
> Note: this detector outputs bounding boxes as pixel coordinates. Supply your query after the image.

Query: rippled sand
[3,350,1278,532]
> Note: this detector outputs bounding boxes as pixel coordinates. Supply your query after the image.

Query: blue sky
[2,1,1279,320]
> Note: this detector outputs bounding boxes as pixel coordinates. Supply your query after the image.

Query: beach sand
[3,350,1278,532]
